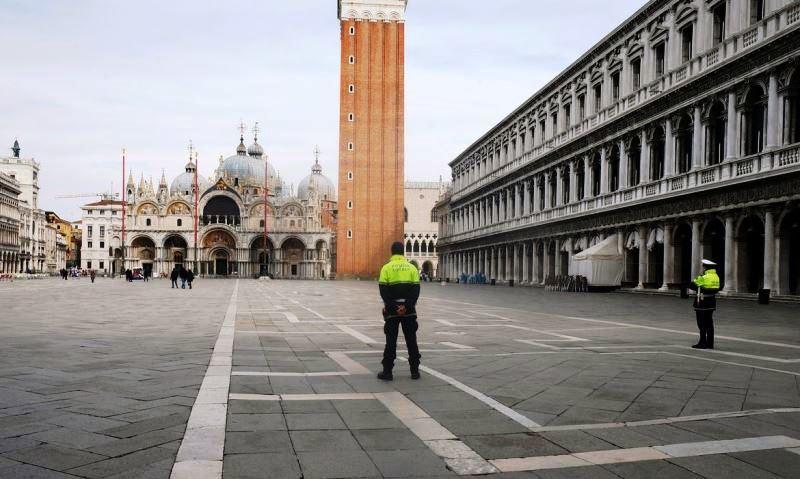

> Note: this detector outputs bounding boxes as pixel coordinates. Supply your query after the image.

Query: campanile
[336,0,407,278]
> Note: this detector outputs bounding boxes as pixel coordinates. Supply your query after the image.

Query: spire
[11,139,20,158]
[253,121,260,143]
[237,120,247,155]
[312,145,322,173]
[127,169,135,187]
[160,169,167,187]
[188,139,194,162]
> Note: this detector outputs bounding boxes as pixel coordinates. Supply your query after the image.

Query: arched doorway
[282,238,306,278]
[628,136,641,186]
[737,215,764,293]
[211,249,230,276]
[624,231,640,286]
[422,261,432,277]
[131,236,156,278]
[547,241,556,279]
[778,209,800,295]
[647,227,664,287]
[673,223,693,286]
[164,235,188,274]
[702,218,726,289]
[251,236,275,277]
[203,229,237,276]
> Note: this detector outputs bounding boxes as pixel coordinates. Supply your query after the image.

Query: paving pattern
[1,277,800,478]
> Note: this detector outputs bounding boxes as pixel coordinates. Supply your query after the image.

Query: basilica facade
[121,132,336,279]
[437,0,800,298]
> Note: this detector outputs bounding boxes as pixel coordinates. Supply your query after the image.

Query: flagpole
[264,154,269,276]
[121,148,126,277]
[194,151,199,276]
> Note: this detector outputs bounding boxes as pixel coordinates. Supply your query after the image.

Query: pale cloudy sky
[0,0,643,220]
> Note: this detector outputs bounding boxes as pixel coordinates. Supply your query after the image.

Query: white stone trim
[339,0,407,22]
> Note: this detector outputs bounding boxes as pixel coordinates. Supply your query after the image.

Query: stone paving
[1,277,800,478]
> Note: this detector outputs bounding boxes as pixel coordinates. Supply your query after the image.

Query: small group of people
[60,268,95,283]
[170,265,195,289]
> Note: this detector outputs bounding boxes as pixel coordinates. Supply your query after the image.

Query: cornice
[338,0,407,22]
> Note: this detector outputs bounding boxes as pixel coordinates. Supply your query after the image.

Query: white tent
[570,234,623,286]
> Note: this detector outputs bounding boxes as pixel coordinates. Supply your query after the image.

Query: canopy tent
[647,227,664,251]
[570,233,623,286]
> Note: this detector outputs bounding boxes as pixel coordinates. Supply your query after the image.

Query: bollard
[758,289,770,305]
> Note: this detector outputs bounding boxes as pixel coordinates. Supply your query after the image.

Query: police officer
[688,259,720,349]
[377,241,422,381]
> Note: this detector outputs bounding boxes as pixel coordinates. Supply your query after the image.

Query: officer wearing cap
[688,259,720,349]
[377,241,422,381]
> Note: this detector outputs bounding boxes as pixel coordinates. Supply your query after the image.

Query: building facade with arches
[404,181,448,277]
[119,132,335,279]
[437,0,800,298]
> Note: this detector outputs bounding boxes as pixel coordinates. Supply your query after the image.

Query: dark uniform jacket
[378,255,421,320]
[689,268,720,311]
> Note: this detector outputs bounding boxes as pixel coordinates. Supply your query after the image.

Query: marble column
[640,130,651,183]
[543,242,552,281]
[619,140,629,189]
[583,155,592,198]
[726,90,738,161]
[722,215,735,294]
[489,247,496,280]
[665,118,675,176]
[692,105,703,169]
[636,226,647,289]
[600,147,609,194]
[522,242,529,284]
[533,177,542,211]
[569,162,577,204]
[660,223,674,291]
[767,72,780,150]
[544,172,553,209]
[505,244,512,281]
[764,210,775,292]
[513,243,521,282]
[691,218,702,279]
[534,242,542,284]
[514,184,522,218]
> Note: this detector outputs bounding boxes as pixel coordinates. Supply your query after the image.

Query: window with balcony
[631,58,641,90]
[564,103,571,128]
[552,112,559,136]
[608,145,620,192]
[539,120,546,142]
[591,153,602,196]
[651,125,666,180]
[676,113,694,173]
[751,0,765,23]
[681,25,694,62]
[743,85,766,155]
[654,42,666,77]
[706,101,726,165]
[593,83,603,113]
[578,94,586,120]
[712,3,726,46]
[576,161,585,200]
[611,72,620,102]
[628,136,641,186]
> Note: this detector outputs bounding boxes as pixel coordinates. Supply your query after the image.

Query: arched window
[146,218,151,226]
[650,125,666,180]
[706,101,726,165]
[675,113,693,173]
[575,161,585,200]
[538,176,546,210]
[743,85,766,155]
[413,240,420,253]
[628,136,641,186]
[562,165,571,204]
[608,146,620,192]
[591,153,602,196]
[177,219,182,227]
[406,241,412,253]
[421,241,428,254]
[784,71,800,144]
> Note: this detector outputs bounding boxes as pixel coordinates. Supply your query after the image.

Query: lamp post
[262,154,269,277]
[121,148,126,278]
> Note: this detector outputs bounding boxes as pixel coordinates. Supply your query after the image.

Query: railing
[448,3,799,202]
[439,143,800,246]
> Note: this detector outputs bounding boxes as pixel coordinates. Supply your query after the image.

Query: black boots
[411,368,420,380]
[377,370,393,381]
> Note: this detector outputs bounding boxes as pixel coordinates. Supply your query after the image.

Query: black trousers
[695,310,715,347]
[382,316,421,371]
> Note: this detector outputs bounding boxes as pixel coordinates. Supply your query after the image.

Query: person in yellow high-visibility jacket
[688,259,720,349]
[377,242,422,381]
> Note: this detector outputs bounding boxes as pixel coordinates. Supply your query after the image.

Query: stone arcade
[437,0,800,298]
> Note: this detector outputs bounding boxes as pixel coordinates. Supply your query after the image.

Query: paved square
[2,277,800,478]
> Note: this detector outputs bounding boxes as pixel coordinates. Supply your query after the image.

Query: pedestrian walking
[186,269,195,289]
[170,266,180,289]
[377,241,422,381]
[179,266,188,289]
[89,269,96,283]
[125,269,132,282]
[688,259,720,349]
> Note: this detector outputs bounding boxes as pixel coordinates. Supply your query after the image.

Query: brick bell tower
[336,0,407,279]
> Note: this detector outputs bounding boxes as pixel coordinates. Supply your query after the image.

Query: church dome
[170,162,208,197]
[247,140,264,158]
[297,160,337,202]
